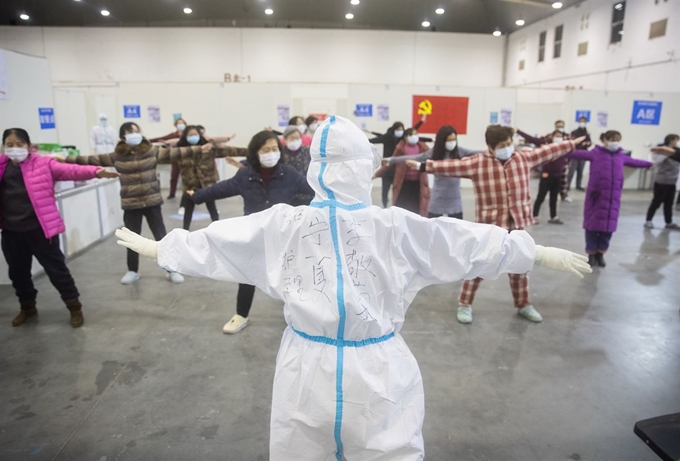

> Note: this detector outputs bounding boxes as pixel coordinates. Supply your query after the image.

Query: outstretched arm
[622,155,653,169]
[425,154,479,179]
[190,175,242,204]
[155,145,206,164]
[64,152,115,167]
[524,140,578,169]
[50,158,110,181]
[212,145,248,158]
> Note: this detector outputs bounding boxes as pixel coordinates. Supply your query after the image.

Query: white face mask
[176,123,186,132]
[557,127,565,133]
[445,140,457,151]
[259,151,281,168]
[297,124,307,134]
[309,122,320,133]
[578,122,587,129]
[125,132,143,146]
[5,147,29,163]
[407,135,419,145]
[286,139,302,152]
[495,144,515,161]
[553,137,564,143]
[606,142,621,152]
[394,130,404,138]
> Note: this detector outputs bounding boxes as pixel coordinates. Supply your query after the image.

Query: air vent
[578,41,588,56]
[649,19,667,39]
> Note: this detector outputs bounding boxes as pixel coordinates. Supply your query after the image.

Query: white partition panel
[99,180,124,235]
[60,186,100,256]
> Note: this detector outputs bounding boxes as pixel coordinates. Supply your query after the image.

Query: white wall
[505,0,680,92]
[0,49,58,144]
[0,26,505,87]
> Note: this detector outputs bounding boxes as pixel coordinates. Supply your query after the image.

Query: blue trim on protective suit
[292,327,395,348]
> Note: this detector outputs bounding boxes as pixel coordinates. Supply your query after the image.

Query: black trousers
[646,183,676,224]
[123,205,167,272]
[568,159,586,190]
[381,175,394,208]
[428,212,463,219]
[533,175,560,219]
[237,284,256,317]
[395,180,421,215]
[1,228,79,302]
[182,192,219,230]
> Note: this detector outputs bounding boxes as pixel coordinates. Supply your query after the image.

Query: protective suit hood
[308,115,381,207]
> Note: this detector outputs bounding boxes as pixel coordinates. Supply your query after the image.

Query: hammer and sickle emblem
[417,100,433,116]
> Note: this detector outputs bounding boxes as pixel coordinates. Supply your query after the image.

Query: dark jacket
[192,162,314,216]
[368,119,425,159]
[570,127,592,150]
[178,145,247,192]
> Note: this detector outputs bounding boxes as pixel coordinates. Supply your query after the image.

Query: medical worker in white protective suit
[89,113,116,154]
[116,115,591,461]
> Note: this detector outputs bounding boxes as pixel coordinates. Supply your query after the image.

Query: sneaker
[562,196,573,203]
[457,306,473,324]
[548,217,564,225]
[665,222,680,230]
[223,314,250,334]
[166,271,184,284]
[533,218,540,225]
[595,253,606,268]
[644,221,654,229]
[518,305,543,323]
[178,207,185,216]
[121,271,140,285]
[576,187,585,191]
[587,254,596,267]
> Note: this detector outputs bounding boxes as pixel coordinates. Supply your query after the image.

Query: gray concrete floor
[1,180,679,461]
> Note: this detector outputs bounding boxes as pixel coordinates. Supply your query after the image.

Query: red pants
[459,274,530,309]
[169,162,180,197]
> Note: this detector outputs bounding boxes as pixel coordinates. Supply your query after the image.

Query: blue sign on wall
[631,100,662,125]
[355,104,373,117]
[123,105,141,119]
[38,108,55,130]
[575,110,591,122]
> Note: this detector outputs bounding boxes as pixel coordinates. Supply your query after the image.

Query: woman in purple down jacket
[568,130,652,268]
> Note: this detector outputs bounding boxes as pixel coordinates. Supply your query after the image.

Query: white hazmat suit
[89,113,116,154]
[117,115,590,460]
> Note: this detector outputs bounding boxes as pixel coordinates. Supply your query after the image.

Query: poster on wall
[277,105,290,127]
[172,113,183,122]
[0,51,8,101]
[575,110,591,122]
[148,105,161,123]
[355,104,373,117]
[489,112,499,124]
[377,104,390,122]
[500,108,513,127]
[38,108,55,130]
[412,95,469,134]
[631,100,662,125]
[123,105,141,119]
[597,111,608,128]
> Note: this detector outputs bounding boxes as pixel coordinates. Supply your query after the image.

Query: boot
[12,300,38,327]
[587,254,597,267]
[595,253,606,268]
[65,298,84,328]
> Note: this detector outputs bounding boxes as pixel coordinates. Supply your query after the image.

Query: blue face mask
[187,135,201,145]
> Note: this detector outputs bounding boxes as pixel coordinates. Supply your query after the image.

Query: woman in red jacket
[1,128,118,327]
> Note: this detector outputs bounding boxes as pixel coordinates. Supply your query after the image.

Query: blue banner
[631,101,662,125]
[123,105,141,119]
[575,110,591,122]
[38,108,55,130]
[355,104,373,117]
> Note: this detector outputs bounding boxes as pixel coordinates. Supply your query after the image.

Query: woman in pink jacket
[1,128,118,327]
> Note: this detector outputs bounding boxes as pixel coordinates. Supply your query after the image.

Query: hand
[534,245,592,279]
[228,133,236,142]
[651,146,674,155]
[186,190,195,197]
[263,126,273,132]
[95,169,119,179]
[201,143,213,153]
[226,157,244,169]
[115,227,159,259]
[572,136,587,146]
[363,129,374,135]
[405,160,421,170]
[50,154,66,163]
[381,158,390,167]
[420,114,427,123]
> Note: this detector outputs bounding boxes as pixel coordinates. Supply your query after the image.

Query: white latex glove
[115,227,158,259]
[535,245,592,279]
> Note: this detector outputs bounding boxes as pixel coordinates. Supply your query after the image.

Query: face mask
[259,151,280,168]
[557,127,565,133]
[5,147,29,163]
[297,124,307,134]
[176,123,186,132]
[495,145,515,161]
[125,132,143,146]
[100,119,107,126]
[287,139,302,151]
[309,122,319,133]
[445,141,457,151]
[578,122,586,129]
[394,130,404,138]
[187,134,201,145]
[607,142,621,152]
[553,137,564,143]
[407,135,419,145]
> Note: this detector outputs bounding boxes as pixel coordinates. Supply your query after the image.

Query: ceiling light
[351,0,360,5]
[265,8,273,15]
[552,2,563,8]
[422,20,431,27]
[493,28,502,36]
[515,19,525,26]
[183,7,192,14]
[345,13,354,19]
[101,9,110,16]
[615,3,623,9]
[435,8,445,15]
[20,13,29,20]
